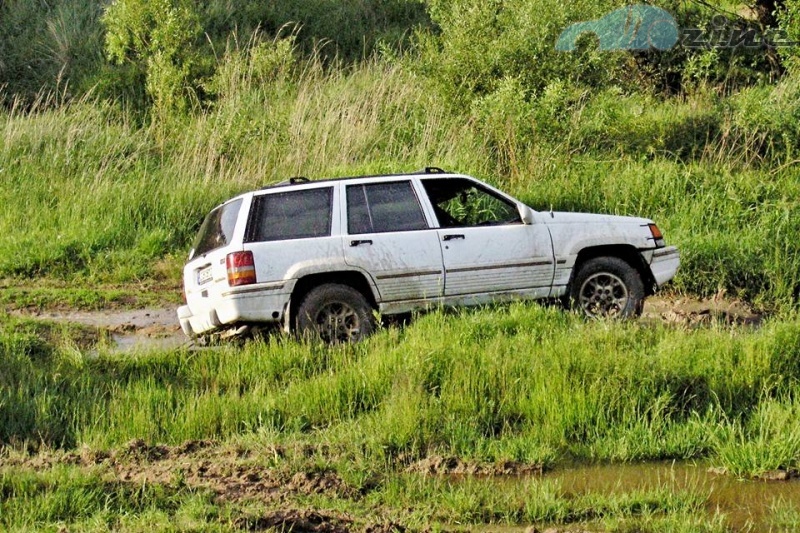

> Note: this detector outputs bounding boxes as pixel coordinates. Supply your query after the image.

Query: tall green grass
[2,49,799,305]
[0,58,479,282]
[0,466,221,531]
[3,306,799,476]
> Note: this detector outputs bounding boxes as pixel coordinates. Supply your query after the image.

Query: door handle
[443,234,465,241]
[350,239,373,247]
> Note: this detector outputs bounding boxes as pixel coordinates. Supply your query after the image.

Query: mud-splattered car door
[342,179,444,303]
[420,176,554,299]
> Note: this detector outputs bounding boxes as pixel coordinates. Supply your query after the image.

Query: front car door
[342,179,444,304]
[419,177,555,299]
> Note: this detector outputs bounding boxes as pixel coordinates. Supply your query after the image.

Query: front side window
[347,181,428,234]
[245,187,333,242]
[192,198,243,256]
[422,178,521,228]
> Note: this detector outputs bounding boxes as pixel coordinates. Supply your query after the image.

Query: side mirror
[518,204,535,225]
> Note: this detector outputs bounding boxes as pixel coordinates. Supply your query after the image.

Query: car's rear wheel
[295,283,375,343]
[569,257,645,319]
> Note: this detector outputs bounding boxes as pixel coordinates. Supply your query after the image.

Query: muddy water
[109,332,188,353]
[491,462,800,531]
[559,462,800,529]
[13,307,190,354]
[25,307,180,332]
[12,295,764,355]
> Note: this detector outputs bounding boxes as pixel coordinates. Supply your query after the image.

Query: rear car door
[245,186,341,283]
[420,177,555,297]
[343,180,444,302]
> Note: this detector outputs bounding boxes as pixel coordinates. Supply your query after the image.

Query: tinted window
[347,181,428,234]
[245,188,333,242]
[422,178,521,228]
[192,199,243,256]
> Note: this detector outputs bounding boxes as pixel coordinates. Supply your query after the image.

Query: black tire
[568,257,645,319]
[295,283,375,344]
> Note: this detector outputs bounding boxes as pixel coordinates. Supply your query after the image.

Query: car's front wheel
[569,257,645,319]
[295,283,375,343]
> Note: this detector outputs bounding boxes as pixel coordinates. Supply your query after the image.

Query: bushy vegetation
[3,0,800,529]
[1,0,798,306]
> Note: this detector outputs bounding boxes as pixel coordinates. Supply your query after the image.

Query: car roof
[209,168,473,212]
[260,167,459,191]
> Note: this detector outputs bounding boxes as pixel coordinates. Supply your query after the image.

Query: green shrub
[0,0,105,103]
[102,0,202,115]
[419,0,625,105]
[778,0,800,70]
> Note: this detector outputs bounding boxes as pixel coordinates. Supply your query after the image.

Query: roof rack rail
[269,176,311,188]
[267,176,311,189]
[418,166,447,174]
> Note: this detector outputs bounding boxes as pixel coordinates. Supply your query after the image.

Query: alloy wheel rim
[314,302,361,343]
[579,272,629,318]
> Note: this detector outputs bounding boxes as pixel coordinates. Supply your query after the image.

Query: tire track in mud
[0,440,551,532]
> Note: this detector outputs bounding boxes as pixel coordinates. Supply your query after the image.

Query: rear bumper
[177,305,197,337]
[178,286,291,338]
[649,246,680,287]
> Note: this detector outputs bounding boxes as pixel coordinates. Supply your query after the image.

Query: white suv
[178,168,679,343]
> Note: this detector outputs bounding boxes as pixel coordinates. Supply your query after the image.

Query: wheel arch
[289,271,378,331]
[569,245,657,296]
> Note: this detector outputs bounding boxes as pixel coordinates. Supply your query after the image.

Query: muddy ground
[2,440,373,532]
[0,440,551,532]
[3,438,797,532]
[7,294,765,354]
[0,293,785,532]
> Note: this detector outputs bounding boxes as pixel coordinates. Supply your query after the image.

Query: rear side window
[347,181,428,234]
[246,187,333,242]
[192,199,243,257]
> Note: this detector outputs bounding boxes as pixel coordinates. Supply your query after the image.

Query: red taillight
[226,251,257,287]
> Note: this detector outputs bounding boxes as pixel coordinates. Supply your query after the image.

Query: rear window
[192,199,243,257]
[245,187,333,242]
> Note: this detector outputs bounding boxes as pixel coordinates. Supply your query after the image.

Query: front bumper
[649,246,680,287]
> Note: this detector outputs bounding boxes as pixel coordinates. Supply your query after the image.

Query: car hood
[545,212,653,226]
[540,211,657,255]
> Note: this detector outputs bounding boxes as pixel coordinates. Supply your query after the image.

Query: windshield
[192,199,243,257]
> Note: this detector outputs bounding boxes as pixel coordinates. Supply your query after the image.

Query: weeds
[3,2,800,530]
[1,305,798,470]
[3,59,800,307]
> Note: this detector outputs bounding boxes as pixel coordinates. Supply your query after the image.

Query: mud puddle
[12,307,189,354]
[485,461,799,531]
[643,294,764,327]
[24,307,179,332]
